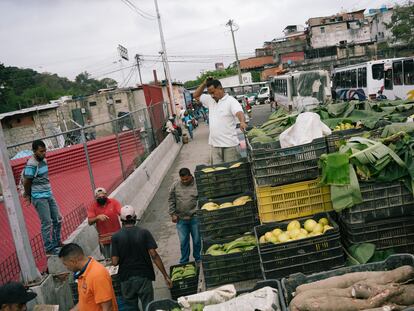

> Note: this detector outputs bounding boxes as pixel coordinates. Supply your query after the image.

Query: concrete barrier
[36,134,181,309]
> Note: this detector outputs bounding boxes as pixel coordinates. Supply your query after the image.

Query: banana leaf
[330,164,362,212]
[319,153,350,185]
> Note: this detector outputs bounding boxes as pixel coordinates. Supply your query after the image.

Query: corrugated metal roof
[0,102,60,120]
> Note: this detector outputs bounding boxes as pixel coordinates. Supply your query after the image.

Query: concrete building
[369,7,394,44]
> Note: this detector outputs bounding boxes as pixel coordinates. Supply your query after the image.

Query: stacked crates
[195,160,261,288]
[169,262,199,300]
[247,136,345,280]
[338,181,414,254]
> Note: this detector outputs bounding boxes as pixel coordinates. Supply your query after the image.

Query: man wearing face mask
[23,140,63,256]
[168,168,200,264]
[88,187,122,259]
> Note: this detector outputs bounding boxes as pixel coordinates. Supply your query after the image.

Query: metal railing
[0,102,168,284]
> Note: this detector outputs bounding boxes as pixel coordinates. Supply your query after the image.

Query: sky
[0,0,403,86]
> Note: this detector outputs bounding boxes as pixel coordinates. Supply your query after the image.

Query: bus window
[393,61,403,85]
[384,69,393,90]
[358,67,367,87]
[372,63,384,80]
[345,70,351,88]
[351,69,357,88]
[403,59,414,85]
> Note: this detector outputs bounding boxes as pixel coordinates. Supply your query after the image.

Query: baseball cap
[0,282,37,305]
[94,187,107,197]
[120,205,136,220]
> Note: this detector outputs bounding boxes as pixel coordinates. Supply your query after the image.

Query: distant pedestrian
[193,78,246,164]
[111,205,172,311]
[182,111,194,140]
[165,117,181,143]
[87,187,121,260]
[23,140,63,256]
[168,168,200,264]
[59,243,118,311]
[0,282,37,311]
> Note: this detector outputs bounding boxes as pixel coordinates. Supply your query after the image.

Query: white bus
[223,82,269,103]
[270,70,331,111]
[332,57,414,100]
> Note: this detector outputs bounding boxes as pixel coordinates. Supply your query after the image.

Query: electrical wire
[120,0,156,20]
[120,66,137,87]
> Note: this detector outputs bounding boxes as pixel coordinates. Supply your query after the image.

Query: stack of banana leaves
[205,235,257,256]
[320,130,414,212]
[314,100,414,130]
[247,109,298,144]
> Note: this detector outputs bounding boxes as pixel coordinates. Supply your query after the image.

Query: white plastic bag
[279,112,331,148]
[177,285,236,310]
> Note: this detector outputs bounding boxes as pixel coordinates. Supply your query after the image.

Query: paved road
[249,103,272,127]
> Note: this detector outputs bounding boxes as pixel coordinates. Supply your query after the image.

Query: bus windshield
[372,63,384,80]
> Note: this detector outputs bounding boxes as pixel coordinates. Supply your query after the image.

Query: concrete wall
[33,133,181,310]
[311,22,371,48]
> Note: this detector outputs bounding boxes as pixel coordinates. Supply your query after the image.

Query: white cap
[120,205,136,221]
[94,187,107,197]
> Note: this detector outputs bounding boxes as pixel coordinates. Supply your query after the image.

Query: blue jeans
[176,217,201,264]
[32,196,62,252]
[187,124,193,139]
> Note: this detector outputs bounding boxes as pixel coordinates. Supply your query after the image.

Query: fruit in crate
[201,167,216,173]
[232,195,252,206]
[214,167,227,171]
[229,162,242,168]
[219,202,233,209]
[260,217,332,245]
[201,202,219,211]
[171,263,196,281]
[333,122,355,131]
[204,235,257,256]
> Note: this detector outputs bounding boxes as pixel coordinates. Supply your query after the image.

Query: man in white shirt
[194,78,247,164]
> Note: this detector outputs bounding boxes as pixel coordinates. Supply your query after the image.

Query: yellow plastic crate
[256,179,333,223]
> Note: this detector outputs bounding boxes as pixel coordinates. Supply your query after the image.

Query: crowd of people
[0,78,246,311]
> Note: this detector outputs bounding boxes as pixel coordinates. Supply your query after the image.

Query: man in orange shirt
[88,187,122,259]
[59,243,118,311]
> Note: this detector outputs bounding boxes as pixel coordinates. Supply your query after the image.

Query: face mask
[97,197,107,205]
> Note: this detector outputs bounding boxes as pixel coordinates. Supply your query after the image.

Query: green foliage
[386,1,414,46]
[183,67,238,89]
[251,70,261,82]
[0,64,118,113]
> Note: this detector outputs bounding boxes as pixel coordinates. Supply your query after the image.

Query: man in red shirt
[88,187,121,259]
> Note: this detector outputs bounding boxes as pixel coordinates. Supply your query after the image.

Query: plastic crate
[145,299,180,311]
[254,213,345,280]
[340,181,414,224]
[197,192,259,240]
[195,161,253,198]
[256,179,333,223]
[339,216,414,254]
[169,262,199,300]
[146,280,282,311]
[201,236,262,288]
[280,254,414,310]
[247,137,327,187]
[326,128,365,153]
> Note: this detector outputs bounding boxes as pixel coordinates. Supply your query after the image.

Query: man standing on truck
[193,78,246,164]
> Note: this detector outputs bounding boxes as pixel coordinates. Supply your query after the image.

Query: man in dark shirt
[111,205,172,311]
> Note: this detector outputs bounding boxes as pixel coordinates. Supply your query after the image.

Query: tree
[184,67,238,89]
[386,2,414,46]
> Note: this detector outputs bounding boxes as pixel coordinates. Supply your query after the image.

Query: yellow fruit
[288,228,301,239]
[259,235,266,244]
[296,233,308,239]
[229,162,242,168]
[323,225,334,233]
[232,196,252,206]
[268,235,278,244]
[304,219,318,232]
[264,232,273,242]
[272,228,283,237]
[318,218,329,226]
[313,232,323,236]
[219,202,233,209]
[277,232,289,243]
[313,223,324,234]
[201,168,215,173]
[214,167,227,171]
[287,220,301,231]
[201,202,219,211]
[300,228,308,235]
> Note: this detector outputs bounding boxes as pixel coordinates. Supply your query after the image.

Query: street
[250,103,272,127]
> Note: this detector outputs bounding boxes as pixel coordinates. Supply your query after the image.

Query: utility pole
[154,0,175,116]
[0,127,41,284]
[226,19,243,85]
[135,54,143,85]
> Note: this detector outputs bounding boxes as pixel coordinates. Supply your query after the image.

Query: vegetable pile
[205,235,257,256]
[171,263,196,282]
[289,265,414,311]
[259,218,333,245]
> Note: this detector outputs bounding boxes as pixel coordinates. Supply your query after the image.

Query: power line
[120,0,156,20]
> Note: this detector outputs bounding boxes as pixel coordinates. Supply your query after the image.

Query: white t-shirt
[200,93,243,147]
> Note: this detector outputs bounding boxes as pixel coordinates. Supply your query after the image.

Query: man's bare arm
[148,249,172,288]
[193,79,208,100]
[236,111,247,131]
[99,300,113,311]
